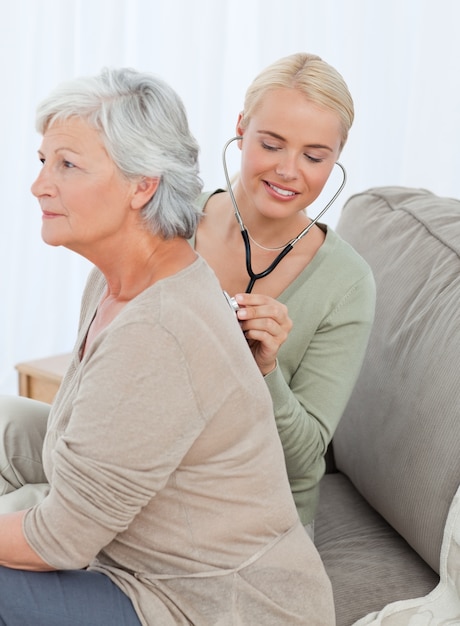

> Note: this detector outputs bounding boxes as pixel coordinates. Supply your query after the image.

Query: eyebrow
[257,130,334,152]
[37,146,82,157]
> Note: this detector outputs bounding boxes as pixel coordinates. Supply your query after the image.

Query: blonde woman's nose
[274,154,298,180]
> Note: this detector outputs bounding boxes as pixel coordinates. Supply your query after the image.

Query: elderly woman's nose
[31,165,54,197]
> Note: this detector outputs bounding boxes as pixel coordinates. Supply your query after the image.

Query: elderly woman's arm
[0,510,53,571]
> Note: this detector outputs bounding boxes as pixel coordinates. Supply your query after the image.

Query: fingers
[235,293,292,333]
[242,321,289,358]
[233,293,293,375]
[244,324,282,375]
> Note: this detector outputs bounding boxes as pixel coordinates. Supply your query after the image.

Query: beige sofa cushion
[333,187,460,572]
[316,473,439,625]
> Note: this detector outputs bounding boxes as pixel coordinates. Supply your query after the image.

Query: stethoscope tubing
[222,136,347,292]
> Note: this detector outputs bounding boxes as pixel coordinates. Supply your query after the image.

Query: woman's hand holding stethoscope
[233,293,293,376]
[221,137,346,375]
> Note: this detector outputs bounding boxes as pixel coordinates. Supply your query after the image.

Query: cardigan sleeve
[23,319,206,569]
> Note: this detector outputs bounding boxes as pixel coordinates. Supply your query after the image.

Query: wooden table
[15,353,71,403]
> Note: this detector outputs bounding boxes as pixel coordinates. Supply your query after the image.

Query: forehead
[250,87,342,146]
[41,116,104,150]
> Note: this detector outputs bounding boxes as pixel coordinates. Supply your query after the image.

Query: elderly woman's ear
[131,176,160,210]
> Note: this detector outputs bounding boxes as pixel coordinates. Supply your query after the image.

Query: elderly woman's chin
[41,220,66,248]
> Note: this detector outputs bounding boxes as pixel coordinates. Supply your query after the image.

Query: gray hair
[35,67,203,239]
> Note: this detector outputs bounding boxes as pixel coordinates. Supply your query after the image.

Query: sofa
[314,187,460,625]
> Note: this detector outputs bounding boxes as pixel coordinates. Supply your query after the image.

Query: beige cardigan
[24,257,334,625]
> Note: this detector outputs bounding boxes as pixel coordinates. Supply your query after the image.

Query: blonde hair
[240,53,354,150]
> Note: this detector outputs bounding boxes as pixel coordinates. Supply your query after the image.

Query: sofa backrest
[333,186,460,573]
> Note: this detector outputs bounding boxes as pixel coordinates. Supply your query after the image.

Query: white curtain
[1,0,459,394]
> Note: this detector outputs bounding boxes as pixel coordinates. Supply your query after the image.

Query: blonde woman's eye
[63,160,76,168]
[262,142,279,151]
[305,154,323,163]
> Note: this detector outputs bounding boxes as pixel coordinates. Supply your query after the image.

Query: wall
[1,0,459,393]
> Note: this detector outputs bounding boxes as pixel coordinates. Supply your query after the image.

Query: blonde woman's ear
[235,112,245,140]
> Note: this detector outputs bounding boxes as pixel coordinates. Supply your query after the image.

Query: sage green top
[194,191,376,524]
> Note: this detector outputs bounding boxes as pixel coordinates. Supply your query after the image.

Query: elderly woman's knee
[0,395,50,433]
[0,395,49,489]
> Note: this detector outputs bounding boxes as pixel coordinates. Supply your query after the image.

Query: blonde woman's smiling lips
[263,180,299,200]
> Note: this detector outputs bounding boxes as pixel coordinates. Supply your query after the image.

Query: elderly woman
[0,69,335,625]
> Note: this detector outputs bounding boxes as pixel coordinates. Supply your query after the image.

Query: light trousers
[0,395,50,513]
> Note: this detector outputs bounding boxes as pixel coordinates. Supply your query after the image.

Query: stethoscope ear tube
[222,136,245,229]
[291,161,347,246]
[221,136,348,292]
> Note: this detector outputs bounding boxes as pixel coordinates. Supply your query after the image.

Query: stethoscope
[222,135,347,293]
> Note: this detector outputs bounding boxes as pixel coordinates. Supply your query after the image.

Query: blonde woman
[194,53,376,539]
